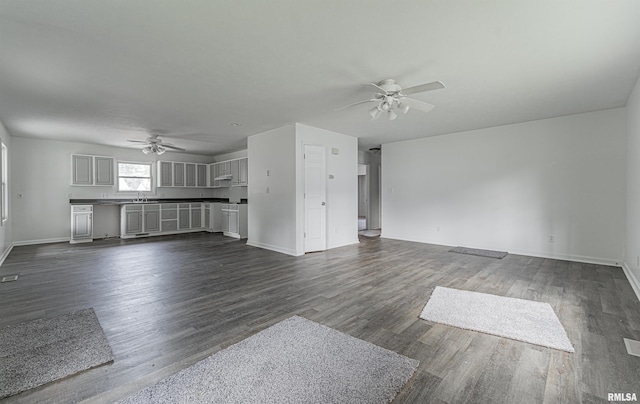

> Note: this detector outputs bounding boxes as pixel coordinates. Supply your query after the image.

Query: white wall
[625,75,640,300]
[247,125,298,255]
[12,137,215,243]
[0,119,12,264]
[295,124,359,252]
[383,108,626,265]
[247,123,358,256]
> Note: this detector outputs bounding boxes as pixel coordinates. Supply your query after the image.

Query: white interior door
[304,145,326,252]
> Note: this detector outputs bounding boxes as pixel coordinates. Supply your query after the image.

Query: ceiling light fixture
[368,96,410,121]
[142,144,166,155]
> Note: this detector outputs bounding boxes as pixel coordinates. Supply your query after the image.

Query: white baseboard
[622,263,640,303]
[245,240,302,256]
[0,242,14,267]
[328,239,361,249]
[12,237,70,246]
[380,234,622,267]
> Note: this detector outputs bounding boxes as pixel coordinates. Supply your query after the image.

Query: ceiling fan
[127,134,185,155]
[336,79,445,120]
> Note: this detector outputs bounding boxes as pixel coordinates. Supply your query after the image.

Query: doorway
[358,164,369,231]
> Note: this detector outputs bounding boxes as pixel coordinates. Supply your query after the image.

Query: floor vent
[1,275,19,283]
[624,338,640,357]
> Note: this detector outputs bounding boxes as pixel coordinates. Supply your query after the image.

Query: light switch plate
[624,338,640,357]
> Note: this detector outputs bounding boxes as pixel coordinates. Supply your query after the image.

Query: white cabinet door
[191,207,202,228]
[72,155,93,185]
[238,158,248,186]
[221,210,230,232]
[197,164,207,187]
[178,207,190,229]
[71,205,93,243]
[125,209,143,234]
[229,210,238,233]
[144,206,161,232]
[230,159,240,186]
[158,161,173,187]
[174,163,185,187]
[185,163,197,187]
[94,157,114,186]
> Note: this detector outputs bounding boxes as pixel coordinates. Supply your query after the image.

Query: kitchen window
[117,161,152,192]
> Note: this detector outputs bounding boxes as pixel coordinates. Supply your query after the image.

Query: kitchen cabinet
[230,158,248,186]
[173,163,185,187]
[178,204,190,229]
[70,205,93,243]
[158,161,173,187]
[123,205,143,235]
[120,202,216,238]
[191,203,202,228]
[185,163,197,187]
[220,203,247,238]
[72,154,114,186]
[144,205,161,233]
[94,157,114,186]
[197,164,207,187]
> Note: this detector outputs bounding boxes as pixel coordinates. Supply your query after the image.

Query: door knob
[321,202,326,206]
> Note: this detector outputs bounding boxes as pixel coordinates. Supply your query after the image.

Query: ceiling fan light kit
[127,134,186,155]
[339,78,444,121]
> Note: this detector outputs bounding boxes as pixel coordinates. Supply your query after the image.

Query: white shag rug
[420,287,574,352]
[119,316,419,403]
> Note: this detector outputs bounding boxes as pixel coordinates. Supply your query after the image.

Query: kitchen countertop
[69,198,248,205]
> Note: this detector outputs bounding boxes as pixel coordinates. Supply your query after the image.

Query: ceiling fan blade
[161,144,186,151]
[401,81,445,96]
[366,82,389,94]
[401,97,435,113]
[335,98,378,111]
[127,140,148,144]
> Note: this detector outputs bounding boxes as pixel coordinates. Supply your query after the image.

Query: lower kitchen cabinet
[120,202,214,239]
[70,205,93,243]
[220,203,247,238]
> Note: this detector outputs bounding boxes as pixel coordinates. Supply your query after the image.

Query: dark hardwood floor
[1,233,639,403]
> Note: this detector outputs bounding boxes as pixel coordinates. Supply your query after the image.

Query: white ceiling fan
[337,79,445,120]
[127,134,185,155]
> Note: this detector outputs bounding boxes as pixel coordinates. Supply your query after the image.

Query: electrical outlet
[549,235,555,243]
[267,170,270,176]
[636,256,639,266]
[266,187,270,194]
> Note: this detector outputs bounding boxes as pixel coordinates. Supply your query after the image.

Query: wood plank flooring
[1,233,639,403]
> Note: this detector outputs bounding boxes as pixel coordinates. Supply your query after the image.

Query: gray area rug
[119,316,419,403]
[420,287,574,352]
[449,246,508,259]
[0,308,114,399]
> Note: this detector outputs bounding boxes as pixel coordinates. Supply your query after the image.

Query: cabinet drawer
[221,204,229,210]
[72,205,92,212]
[179,203,190,209]
[162,220,178,231]
[161,209,178,220]
[125,205,143,211]
[191,203,201,208]
[144,204,160,211]
[162,203,178,209]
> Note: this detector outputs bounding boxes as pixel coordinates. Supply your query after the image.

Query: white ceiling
[1,1,639,156]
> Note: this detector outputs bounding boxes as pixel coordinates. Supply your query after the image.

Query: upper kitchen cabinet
[230,158,248,187]
[197,164,207,187]
[157,160,210,188]
[71,154,114,186]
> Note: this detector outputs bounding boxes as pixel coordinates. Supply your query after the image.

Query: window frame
[116,160,154,194]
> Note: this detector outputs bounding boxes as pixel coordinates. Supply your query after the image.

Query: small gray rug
[359,229,381,237]
[119,316,419,403]
[0,308,114,399]
[449,246,508,259]
[420,287,574,352]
